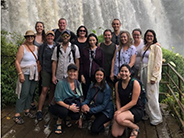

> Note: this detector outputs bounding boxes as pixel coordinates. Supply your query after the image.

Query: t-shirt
[133,39,144,69]
[51,42,80,80]
[111,32,120,45]
[114,45,137,76]
[100,42,116,76]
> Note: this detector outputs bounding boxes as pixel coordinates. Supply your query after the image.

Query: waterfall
[1,0,184,55]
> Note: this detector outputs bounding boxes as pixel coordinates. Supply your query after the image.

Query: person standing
[111,31,137,83]
[140,29,163,126]
[36,31,56,121]
[52,30,80,84]
[34,21,46,47]
[132,28,144,78]
[31,21,46,110]
[74,25,88,81]
[52,18,76,43]
[111,19,121,45]
[74,25,88,53]
[100,29,116,90]
[14,30,38,124]
[80,33,104,99]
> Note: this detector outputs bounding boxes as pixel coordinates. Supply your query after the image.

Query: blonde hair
[118,31,132,51]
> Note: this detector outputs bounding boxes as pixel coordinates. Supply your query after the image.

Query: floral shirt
[114,45,137,76]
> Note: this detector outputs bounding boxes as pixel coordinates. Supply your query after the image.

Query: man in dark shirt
[36,30,56,121]
[52,18,76,43]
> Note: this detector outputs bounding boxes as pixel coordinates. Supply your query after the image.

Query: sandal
[55,124,63,134]
[24,111,36,119]
[130,128,139,138]
[13,116,24,125]
[65,119,72,128]
[75,118,82,128]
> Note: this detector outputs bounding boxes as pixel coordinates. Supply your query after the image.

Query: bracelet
[68,105,70,110]
[18,72,22,75]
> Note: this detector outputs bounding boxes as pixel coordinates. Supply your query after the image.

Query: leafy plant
[1,30,24,107]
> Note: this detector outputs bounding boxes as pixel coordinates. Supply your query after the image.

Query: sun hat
[46,30,55,36]
[24,30,35,37]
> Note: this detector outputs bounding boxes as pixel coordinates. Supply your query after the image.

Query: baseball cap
[67,63,77,71]
[46,30,55,36]
[61,30,71,36]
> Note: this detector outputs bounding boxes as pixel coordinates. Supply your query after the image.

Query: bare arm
[75,58,79,72]
[75,58,79,80]
[56,101,79,113]
[15,45,25,83]
[52,60,57,84]
[115,82,121,110]
[129,54,136,68]
[110,47,117,81]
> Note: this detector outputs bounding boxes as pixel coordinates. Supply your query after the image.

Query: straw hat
[24,30,35,37]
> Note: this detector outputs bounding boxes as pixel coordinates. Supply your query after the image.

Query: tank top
[118,79,142,107]
[20,45,37,74]
[33,39,43,47]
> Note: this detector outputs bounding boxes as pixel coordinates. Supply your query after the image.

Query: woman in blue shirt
[81,68,114,134]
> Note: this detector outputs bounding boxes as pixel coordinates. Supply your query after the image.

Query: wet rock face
[161,0,184,56]
[1,0,183,56]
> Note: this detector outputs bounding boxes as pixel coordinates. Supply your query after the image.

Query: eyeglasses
[62,34,70,38]
[25,35,35,38]
[79,30,86,32]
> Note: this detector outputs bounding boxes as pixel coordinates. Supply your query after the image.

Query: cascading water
[1,0,184,55]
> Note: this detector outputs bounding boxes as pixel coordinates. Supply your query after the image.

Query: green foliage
[97,34,104,43]
[162,47,184,77]
[1,30,24,107]
[160,47,184,94]
[161,47,184,121]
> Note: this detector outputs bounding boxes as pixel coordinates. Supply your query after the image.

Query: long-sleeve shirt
[80,46,104,77]
[82,83,114,119]
[146,44,162,83]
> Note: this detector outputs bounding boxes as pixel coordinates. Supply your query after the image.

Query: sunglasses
[79,30,86,32]
[25,35,35,38]
[62,34,70,38]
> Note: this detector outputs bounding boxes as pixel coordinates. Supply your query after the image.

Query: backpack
[56,43,76,63]
[129,78,147,109]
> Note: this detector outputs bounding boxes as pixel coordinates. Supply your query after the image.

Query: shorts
[130,106,144,123]
[41,71,52,87]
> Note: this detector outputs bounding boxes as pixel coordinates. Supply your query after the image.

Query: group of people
[13,18,163,137]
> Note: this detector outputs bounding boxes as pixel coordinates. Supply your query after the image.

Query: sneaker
[24,111,36,119]
[150,120,163,126]
[13,116,24,125]
[88,120,93,130]
[104,125,110,136]
[142,114,149,121]
[36,111,43,121]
